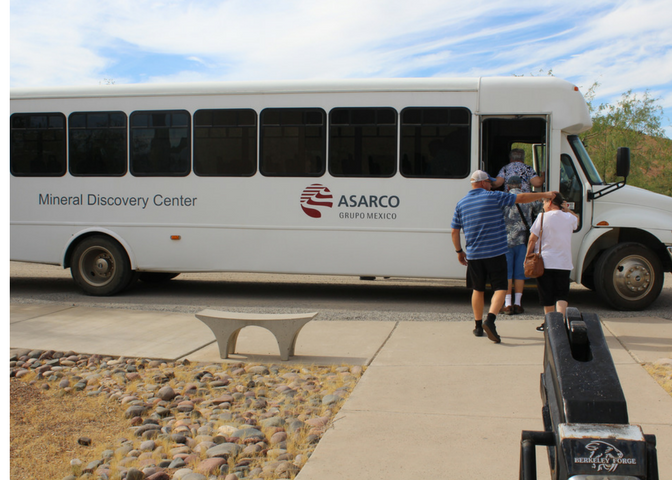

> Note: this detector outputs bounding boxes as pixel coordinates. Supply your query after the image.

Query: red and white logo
[300,184,333,218]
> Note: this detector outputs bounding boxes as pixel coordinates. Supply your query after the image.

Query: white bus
[10,77,672,310]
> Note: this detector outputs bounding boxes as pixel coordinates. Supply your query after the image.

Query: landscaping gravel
[11,348,363,480]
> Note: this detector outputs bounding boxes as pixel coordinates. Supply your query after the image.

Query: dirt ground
[10,379,129,480]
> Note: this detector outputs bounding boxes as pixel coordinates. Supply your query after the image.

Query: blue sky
[9,0,672,138]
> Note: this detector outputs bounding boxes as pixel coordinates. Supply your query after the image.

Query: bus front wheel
[71,236,134,296]
[594,242,663,311]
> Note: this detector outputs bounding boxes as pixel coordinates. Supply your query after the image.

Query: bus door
[479,115,549,190]
[558,152,584,223]
[532,139,586,225]
[532,143,549,191]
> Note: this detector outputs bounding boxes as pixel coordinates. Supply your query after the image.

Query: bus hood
[592,184,672,233]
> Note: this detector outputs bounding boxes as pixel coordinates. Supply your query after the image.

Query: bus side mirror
[589,147,630,201]
[616,147,630,179]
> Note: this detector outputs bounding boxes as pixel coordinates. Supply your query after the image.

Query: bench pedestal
[195,309,318,361]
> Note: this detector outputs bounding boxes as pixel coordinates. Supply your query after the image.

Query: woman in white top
[526,192,579,330]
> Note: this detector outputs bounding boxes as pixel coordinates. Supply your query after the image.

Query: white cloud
[10,2,112,86]
[6,0,587,82]
[9,0,672,135]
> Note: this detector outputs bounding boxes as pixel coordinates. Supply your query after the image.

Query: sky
[8,0,672,138]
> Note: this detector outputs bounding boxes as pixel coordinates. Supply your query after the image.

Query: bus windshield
[568,135,604,185]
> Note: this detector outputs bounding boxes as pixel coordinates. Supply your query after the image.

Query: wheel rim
[78,245,116,288]
[612,254,654,301]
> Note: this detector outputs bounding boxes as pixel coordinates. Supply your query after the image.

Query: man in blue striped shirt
[451,170,554,343]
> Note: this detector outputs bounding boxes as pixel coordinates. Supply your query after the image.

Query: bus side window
[260,108,325,177]
[560,153,583,228]
[130,110,191,177]
[194,109,257,176]
[400,107,470,178]
[10,113,67,177]
[69,112,127,176]
[328,107,397,177]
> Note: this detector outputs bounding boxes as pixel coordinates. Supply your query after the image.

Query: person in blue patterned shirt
[451,170,553,343]
[502,175,544,315]
[491,149,544,192]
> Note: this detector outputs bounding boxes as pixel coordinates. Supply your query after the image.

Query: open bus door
[480,115,549,189]
[532,143,548,192]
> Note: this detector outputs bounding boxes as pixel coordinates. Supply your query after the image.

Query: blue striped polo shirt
[451,189,517,260]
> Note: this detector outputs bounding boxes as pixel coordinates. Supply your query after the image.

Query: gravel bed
[11,348,364,480]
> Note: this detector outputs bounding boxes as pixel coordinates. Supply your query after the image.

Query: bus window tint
[69,112,127,176]
[130,110,191,176]
[194,109,257,176]
[10,113,66,176]
[329,107,397,177]
[260,108,325,176]
[400,107,471,178]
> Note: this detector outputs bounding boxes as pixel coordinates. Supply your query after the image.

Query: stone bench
[195,309,318,361]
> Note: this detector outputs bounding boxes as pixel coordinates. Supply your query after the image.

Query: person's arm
[516,191,554,204]
[451,228,468,266]
[561,201,580,228]
[492,176,505,189]
[526,232,539,256]
[561,201,579,219]
[530,173,544,188]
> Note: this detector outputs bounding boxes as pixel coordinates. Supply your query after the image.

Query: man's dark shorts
[536,269,571,306]
[466,254,508,292]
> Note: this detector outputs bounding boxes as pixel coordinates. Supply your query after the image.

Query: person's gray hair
[509,149,525,162]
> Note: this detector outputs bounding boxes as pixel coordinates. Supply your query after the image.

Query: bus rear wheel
[71,236,134,296]
[594,242,663,311]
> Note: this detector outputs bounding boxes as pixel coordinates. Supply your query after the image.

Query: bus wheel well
[582,228,672,283]
[64,232,127,269]
[64,233,93,269]
[614,228,672,272]
[593,241,664,310]
[66,234,136,296]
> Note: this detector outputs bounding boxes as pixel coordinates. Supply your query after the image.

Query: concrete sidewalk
[10,304,394,365]
[10,304,672,479]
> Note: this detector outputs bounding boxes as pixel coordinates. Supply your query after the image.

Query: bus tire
[70,235,134,296]
[594,242,663,311]
[138,272,180,283]
[580,274,595,291]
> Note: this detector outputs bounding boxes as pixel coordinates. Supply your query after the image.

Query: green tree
[580,88,672,196]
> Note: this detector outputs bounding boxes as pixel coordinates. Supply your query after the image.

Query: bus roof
[10,77,480,99]
[10,76,592,133]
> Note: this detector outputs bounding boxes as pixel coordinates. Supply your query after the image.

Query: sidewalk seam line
[175,339,218,361]
[601,319,643,364]
[367,321,399,366]
[10,305,77,324]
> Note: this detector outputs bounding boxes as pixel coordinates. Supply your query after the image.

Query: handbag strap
[538,213,544,254]
[516,204,531,231]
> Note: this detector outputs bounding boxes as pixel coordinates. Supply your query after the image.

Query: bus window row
[10,107,471,179]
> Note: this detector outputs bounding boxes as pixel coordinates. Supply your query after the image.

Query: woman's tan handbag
[524,213,545,278]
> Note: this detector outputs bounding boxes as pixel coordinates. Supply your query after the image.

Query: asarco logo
[300,183,401,220]
[300,184,333,218]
